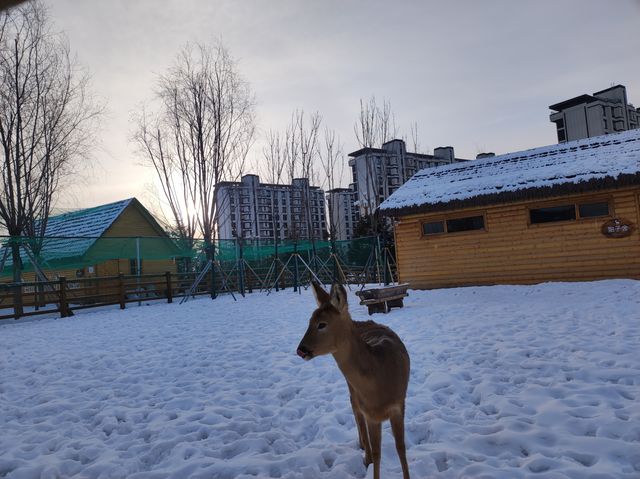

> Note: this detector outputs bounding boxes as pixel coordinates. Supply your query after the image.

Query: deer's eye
[317,322,327,330]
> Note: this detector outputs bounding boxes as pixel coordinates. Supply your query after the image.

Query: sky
[43,0,640,211]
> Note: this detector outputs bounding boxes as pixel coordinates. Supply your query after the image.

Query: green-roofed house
[1,198,180,282]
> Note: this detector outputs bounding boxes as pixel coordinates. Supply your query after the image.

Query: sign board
[601,218,635,238]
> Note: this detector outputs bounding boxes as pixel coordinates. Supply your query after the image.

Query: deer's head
[296,282,350,360]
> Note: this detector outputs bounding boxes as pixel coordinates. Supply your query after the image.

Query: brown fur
[297,283,411,479]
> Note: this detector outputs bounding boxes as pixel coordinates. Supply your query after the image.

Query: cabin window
[530,200,611,225]
[529,205,576,224]
[422,221,445,235]
[446,215,485,233]
[129,259,141,275]
[578,201,609,218]
[422,215,485,236]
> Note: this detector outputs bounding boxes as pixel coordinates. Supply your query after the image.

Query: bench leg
[388,298,404,309]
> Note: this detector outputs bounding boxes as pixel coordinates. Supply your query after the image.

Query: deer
[296,282,411,479]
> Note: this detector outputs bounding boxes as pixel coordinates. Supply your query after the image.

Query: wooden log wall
[394,187,640,289]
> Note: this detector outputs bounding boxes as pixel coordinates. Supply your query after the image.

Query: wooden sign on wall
[601,218,635,238]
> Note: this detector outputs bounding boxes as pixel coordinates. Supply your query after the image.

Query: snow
[1,280,640,478]
[379,129,640,213]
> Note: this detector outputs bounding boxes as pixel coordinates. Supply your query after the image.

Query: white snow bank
[1,280,639,478]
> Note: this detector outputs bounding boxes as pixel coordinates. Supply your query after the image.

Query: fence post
[118,273,126,309]
[165,271,173,303]
[238,238,245,297]
[10,238,23,319]
[383,245,390,286]
[274,237,279,292]
[136,237,142,307]
[209,241,217,299]
[59,276,69,318]
[331,240,337,283]
[293,242,299,293]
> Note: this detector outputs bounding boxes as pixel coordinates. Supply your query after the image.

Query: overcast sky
[45,0,640,210]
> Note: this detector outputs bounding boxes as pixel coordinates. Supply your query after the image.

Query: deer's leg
[366,419,381,479]
[349,393,369,452]
[390,406,410,479]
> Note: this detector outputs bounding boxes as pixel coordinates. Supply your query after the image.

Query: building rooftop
[592,84,626,96]
[348,146,469,161]
[379,129,640,216]
[548,94,597,112]
[216,175,323,190]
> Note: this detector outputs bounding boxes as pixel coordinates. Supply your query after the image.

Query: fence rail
[0,235,398,320]
[0,271,213,320]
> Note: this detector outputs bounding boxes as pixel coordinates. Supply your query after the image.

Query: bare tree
[295,110,322,184]
[409,121,419,154]
[261,129,287,184]
[353,96,397,231]
[279,109,322,184]
[354,96,397,149]
[319,128,345,239]
[134,41,255,256]
[266,109,322,241]
[0,1,100,314]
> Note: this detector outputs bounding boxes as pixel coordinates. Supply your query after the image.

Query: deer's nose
[297,345,312,359]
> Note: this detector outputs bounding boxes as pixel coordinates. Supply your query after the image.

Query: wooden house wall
[102,204,161,237]
[394,187,640,289]
[96,204,177,275]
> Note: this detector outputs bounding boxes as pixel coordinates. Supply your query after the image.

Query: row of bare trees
[133,52,420,245]
[0,1,419,298]
[260,110,348,239]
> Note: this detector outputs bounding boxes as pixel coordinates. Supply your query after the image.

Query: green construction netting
[0,235,378,278]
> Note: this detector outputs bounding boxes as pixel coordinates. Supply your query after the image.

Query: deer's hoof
[364,454,372,467]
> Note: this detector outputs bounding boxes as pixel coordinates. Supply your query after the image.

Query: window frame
[527,196,614,227]
[421,220,445,236]
[420,211,487,238]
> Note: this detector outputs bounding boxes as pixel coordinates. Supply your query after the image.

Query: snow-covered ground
[1,280,639,478]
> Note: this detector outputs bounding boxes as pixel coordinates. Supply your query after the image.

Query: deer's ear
[311,281,330,306]
[329,283,348,311]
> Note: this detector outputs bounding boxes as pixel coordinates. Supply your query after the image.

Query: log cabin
[379,129,640,289]
[1,198,180,282]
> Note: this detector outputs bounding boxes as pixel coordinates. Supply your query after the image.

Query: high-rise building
[348,139,468,216]
[215,175,327,240]
[549,84,640,143]
[327,187,359,241]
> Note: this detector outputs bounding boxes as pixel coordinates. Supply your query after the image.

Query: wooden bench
[355,283,409,315]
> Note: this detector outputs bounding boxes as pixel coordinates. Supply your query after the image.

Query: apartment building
[215,175,327,240]
[549,84,640,143]
[327,187,359,241]
[348,139,468,216]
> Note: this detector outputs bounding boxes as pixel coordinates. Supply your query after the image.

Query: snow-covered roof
[33,198,134,259]
[379,129,640,216]
[1,199,135,267]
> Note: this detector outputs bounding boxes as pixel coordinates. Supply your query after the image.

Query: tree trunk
[11,241,23,318]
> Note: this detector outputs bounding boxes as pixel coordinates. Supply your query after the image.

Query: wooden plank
[359,294,408,305]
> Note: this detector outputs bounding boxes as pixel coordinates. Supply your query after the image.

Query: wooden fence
[0,271,212,321]
[0,251,398,320]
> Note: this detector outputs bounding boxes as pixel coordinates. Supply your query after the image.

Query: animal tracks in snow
[0,280,639,478]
